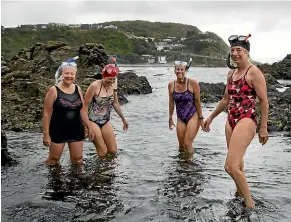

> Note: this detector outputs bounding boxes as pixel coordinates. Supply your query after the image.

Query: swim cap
[102,64,119,78]
[55,56,78,84]
[228,34,251,52]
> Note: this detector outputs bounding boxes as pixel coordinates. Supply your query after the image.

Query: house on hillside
[142,54,155,64]
[157,56,167,64]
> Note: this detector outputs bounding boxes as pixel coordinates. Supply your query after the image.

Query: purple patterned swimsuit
[173,78,197,124]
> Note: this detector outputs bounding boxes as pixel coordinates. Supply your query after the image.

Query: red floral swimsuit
[227,65,257,129]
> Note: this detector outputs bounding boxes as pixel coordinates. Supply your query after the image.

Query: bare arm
[80,82,97,128]
[191,79,203,118]
[251,67,269,129]
[42,86,56,135]
[112,91,126,121]
[168,82,175,120]
[209,71,232,120]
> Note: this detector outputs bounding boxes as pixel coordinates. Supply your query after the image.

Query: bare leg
[184,113,199,154]
[176,119,187,151]
[101,121,117,156]
[45,142,65,166]
[225,121,244,197]
[224,118,256,208]
[68,141,84,164]
[90,122,107,158]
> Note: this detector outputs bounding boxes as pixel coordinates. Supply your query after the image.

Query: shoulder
[248,65,263,77]
[75,84,84,93]
[227,69,234,79]
[188,78,198,85]
[188,78,199,89]
[45,85,57,100]
[89,80,101,89]
[168,81,174,89]
[47,85,57,94]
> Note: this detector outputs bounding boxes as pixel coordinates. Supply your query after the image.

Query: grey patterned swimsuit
[88,81,114,128]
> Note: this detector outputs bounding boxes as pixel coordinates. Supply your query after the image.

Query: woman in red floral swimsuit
[203,34,269,209]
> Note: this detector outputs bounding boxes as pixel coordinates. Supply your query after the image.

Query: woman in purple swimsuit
[168,61,204,154]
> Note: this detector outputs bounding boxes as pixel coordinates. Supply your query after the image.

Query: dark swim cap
[231,41,250,52]
[228,34,251,52]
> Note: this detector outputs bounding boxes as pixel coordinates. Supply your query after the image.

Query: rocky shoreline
[1,42,152,132]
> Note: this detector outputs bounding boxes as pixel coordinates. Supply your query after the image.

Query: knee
[46,155,61,165]
[71,154,83,164]
[97,147,108,158]
[224,161,240,176]
[183,140,194,153]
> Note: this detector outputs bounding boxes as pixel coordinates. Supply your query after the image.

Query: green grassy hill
[1,20,230,65]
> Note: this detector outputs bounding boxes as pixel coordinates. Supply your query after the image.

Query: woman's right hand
[87,125,95,141]
[169,118,175,130]
[202,117,213,132]
[43,133,51,147]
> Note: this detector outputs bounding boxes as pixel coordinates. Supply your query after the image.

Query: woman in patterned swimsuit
[203,35,269,209]
[168,61,204,154]
[81,64,129,158]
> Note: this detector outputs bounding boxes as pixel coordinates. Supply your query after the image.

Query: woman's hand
[169,118,175,130]
[202,117,213,132]
[43,133,51,147]
[122,119,129,131]
[85,124,95,141]
[259,127,269,145]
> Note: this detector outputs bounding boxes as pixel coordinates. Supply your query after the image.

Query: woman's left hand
[198,119,204,130]
[122,119,129,131]
[259,127,269,145]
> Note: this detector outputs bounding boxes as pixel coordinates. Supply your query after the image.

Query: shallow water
[2,67,291,222]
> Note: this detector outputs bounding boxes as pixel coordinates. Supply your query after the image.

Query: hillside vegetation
[2,20,229,65]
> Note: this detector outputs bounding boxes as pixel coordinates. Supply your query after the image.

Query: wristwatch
[198,116,204,120]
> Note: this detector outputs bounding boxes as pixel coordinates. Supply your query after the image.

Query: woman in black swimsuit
[42,60,91,165]
[81,64,129,158]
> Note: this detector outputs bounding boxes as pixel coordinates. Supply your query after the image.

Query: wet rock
[1,42,152,131]
[266,87,291,132]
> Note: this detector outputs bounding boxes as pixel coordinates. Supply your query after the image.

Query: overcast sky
[2,1,291,64]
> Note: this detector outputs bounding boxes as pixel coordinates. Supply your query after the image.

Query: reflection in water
[162,152,210,221]
[43,157,123,221]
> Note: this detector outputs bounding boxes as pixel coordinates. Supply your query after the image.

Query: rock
[258,54,291,80]
[263,72,279,85]
[1,42,152,131]
[199,82,225,103]
[78,43,108,67]
[1,130,15,166]
[117,71,152,95]
[1,56,10,76]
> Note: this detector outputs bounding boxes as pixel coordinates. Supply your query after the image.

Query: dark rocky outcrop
[258,54,291,80]
[199,82,225,103]
[1,42,152,131]
[1,130,15,166]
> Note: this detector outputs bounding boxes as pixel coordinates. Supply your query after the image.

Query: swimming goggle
[61,61,77,68]
[174,61,187,66]
[228,34,251,44]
